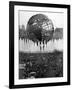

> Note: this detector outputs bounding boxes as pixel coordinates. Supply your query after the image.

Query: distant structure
[19,25,27,40]
[53,28,63,40]
[22,25,25,31]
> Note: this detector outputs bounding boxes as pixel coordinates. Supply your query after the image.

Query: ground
[19,51,63,79]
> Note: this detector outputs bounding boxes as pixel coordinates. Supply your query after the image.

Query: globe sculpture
[26,14,54,50]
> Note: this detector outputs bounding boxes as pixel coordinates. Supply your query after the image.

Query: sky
[19,10,64,30]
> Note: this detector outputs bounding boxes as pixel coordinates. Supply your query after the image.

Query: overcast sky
[19,10,64,29]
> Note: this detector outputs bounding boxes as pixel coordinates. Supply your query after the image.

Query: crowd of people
[19,51,63,79]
